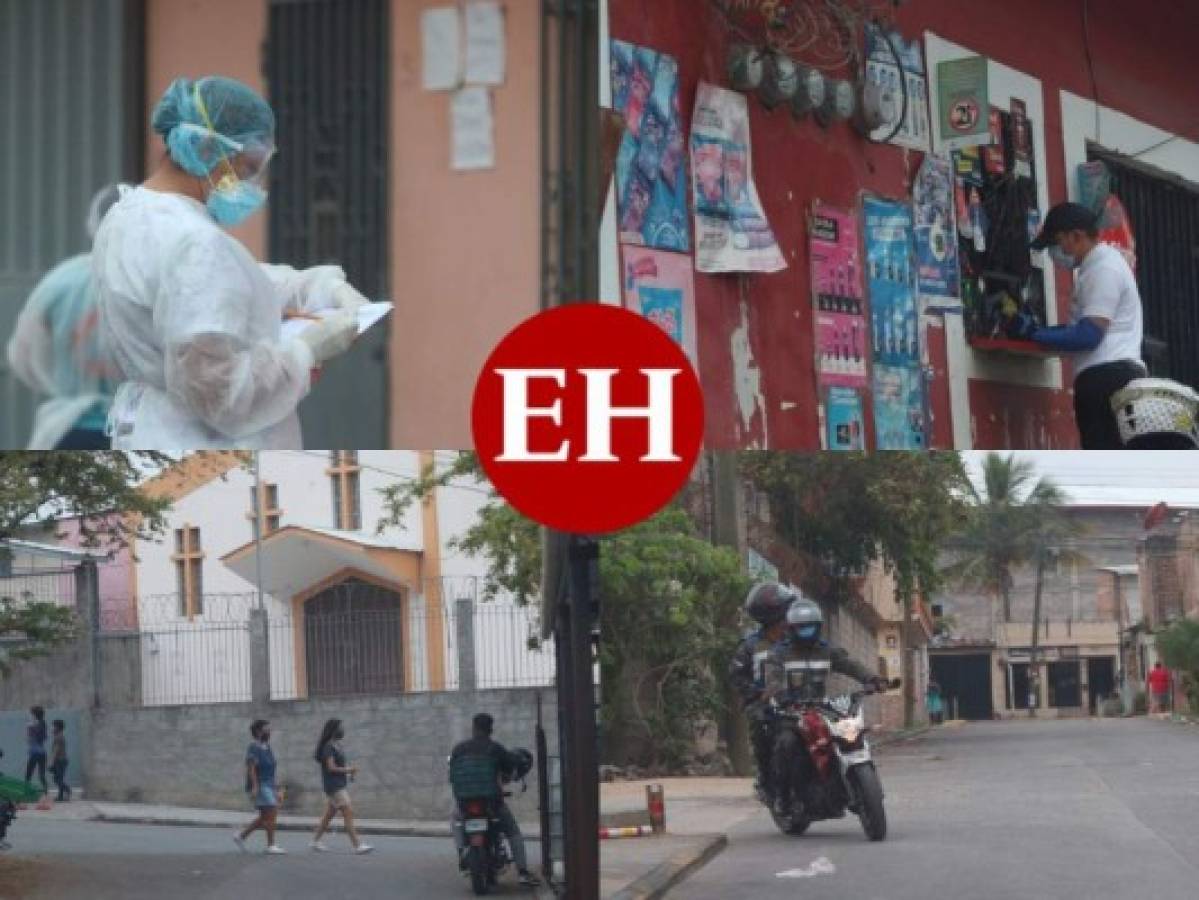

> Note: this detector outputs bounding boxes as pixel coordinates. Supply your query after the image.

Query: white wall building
[123,451,553,705]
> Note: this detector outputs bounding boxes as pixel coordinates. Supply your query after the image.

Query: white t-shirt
[1070,243,1143,377]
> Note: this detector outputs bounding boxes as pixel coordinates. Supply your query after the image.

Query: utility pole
[1027,547,1050,716]
[554,535,600,900]
[252,451,265,613]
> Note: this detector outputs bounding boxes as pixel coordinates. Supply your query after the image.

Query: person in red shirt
[1147,662,1171,713]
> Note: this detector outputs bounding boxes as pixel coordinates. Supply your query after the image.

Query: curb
[89,813,539,842]
[607,834,728,900]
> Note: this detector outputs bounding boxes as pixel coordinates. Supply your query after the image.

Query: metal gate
[265,0,390,449]
[1089,146,1199,391]
[0,0,144,448]
[302,577,404,697]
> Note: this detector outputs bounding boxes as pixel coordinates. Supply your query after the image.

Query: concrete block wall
[86,687,556,824]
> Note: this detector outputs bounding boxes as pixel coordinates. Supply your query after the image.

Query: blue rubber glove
[1005,313,1038,341]
[1030,319,1105,352]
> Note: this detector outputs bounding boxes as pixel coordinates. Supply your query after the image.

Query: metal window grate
[1088,146,1199,391]
[265,0,390,447]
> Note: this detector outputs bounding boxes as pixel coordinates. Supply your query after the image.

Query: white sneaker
[266,845,288,855]
[310,841,328,852]
[233,833,247,853]
[354,844,374,855]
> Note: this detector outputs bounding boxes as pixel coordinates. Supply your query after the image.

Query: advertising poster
[872,365,927,451]
[1010,98,1033,179]
[864,197,920,369]
[825,386,866,452]
[936,56,990,151]
[621,246,699,365]
[610,40,690,252]
[689,81,787,274]
[809,203,868,388]
[912,155,961,309]
[864,24,930,151]
[864,196,926,450]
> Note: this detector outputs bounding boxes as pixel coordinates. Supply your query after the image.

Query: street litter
[776,856,836,879]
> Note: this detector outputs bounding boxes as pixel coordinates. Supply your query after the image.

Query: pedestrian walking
[234,719,286,855]
[1147,662,1171,714]
[24,707,48,796]
[926,681,944,725]
[49,720,71,802]
[310,719,373,855]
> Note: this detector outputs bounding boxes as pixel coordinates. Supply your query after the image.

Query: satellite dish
[1144,502,1169,532]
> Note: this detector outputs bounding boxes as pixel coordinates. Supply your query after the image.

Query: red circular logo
[472,304,705,534]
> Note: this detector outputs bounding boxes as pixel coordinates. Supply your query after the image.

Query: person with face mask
[235,719,287,854]
[93,76,370,450]
[1013,202,1146,449]
[729,581,796,807]
[764,598,885,817]
[5,185,125,449]
[309,718,373,854]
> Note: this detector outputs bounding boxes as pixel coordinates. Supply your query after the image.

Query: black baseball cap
[1030,202,1099,250]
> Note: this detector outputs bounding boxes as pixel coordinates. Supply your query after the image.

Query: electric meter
[790,65,826,118]
[759,52,799,109]
[728,44,766,93]
[817,77,856,126]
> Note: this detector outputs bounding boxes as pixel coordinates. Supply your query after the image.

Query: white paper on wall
[464,1,505,86]
[451,86,496,170]
[422,6,461,91]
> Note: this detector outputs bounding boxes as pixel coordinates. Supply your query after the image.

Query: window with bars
[249,483,282,539]
[328,451,362,531]
[173,526,204,617]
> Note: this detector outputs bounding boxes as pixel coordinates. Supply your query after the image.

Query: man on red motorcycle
[764,597,886,817]
[730,581,797,806]
[449,713,540,887]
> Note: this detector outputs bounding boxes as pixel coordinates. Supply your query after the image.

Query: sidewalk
[18,797,540,841]
[600,727,934,899]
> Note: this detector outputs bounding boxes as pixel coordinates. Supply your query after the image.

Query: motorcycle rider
[729,581,797,805]
[765,596,886,816]
[448,713,540,887]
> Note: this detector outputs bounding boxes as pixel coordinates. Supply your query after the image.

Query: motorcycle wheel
[467,845,490,895]
[769,805,811,836]
[851,764,887,841]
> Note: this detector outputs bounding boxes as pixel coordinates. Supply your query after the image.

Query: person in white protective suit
[93,75,369,450]
[5,185,125,449]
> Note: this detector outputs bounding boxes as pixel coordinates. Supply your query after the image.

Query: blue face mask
[206,179,267,227]
[795,624,819,641]
[1050,246,1078,270]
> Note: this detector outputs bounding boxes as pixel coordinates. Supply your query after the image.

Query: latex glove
[297,313,356,364]
[1005,312,1038,341]
[332,281,370,314]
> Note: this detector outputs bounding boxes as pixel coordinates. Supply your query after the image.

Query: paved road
[671,718,1199,900]
[1,819,542,899]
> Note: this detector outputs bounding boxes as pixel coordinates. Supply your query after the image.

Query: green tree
[741,451,971,728]
[379,453,750,768]
[941,453,1072,624]
[0,451,171,674]
[1156,619,1199,713]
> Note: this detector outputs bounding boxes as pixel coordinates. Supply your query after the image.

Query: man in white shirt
[1018,202,1146,448]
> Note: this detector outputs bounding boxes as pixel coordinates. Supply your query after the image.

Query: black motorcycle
[452,748,534,895]
[766,680,900,842]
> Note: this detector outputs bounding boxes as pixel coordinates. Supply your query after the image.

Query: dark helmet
[511,748,534,781]
[786,597,824,643]
[745,581,798,626]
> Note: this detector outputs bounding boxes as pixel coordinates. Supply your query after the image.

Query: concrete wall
[85,687,555,823]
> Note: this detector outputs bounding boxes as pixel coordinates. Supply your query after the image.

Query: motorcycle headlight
[831,712,865,743]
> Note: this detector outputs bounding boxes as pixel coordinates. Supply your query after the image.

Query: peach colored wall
[389,0,541,449]
[145,0,268,260]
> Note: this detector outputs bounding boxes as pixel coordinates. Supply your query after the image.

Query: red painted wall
[609,0,1199,449]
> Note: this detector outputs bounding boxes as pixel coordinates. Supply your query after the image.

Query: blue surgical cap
[151,76,276,177]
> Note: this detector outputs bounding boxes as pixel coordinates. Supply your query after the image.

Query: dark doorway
[1087,656,1116,714]
[930,653,993,720]
[1048,661,1081,709]
[304,577,403,697]
[1007,663,1032,710]
[266,0,391,447]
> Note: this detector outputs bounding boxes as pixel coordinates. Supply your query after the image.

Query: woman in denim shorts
[234,719,286,855]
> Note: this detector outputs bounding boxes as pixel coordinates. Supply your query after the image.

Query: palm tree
[942,454,1072,626]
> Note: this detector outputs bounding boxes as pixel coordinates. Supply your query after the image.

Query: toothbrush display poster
[863,196,920,369]
[825,386,866,451]
[863,196,927,450]
[809,203,868,390]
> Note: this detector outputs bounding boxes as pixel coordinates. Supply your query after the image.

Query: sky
[961,451,1199,508]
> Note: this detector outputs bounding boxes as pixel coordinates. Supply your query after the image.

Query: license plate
[464,818,489,834]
